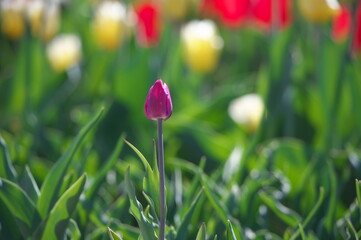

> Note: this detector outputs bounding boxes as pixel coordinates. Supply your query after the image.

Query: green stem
[157,120,166,240]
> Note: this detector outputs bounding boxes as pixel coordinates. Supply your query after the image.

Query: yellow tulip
[181,20,223,73]
[298,0,341,23]
[47,34,82,72]
[228,94,264,133]
[1,0,25,40]
[161,0,188,21]
[92,1,127,51]
[27,1,60,41]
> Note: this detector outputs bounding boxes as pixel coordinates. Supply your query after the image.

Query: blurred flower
[352,3,361,55]
[331,5,351,42]
[27,1,60,41]
[92,1,127,51]
[161,0,188,21]
[181,20,223,73]
[298,0,341,23]
[144,79,173,121]
[134,1,160,47]
[47,34,82,72]
[228,94,264,133]
[331,3,361,56]
[251,0,292,30]
[200,0,250,28]
[1,0,25,40]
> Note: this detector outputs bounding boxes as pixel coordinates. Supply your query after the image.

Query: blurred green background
[1,0,361,239]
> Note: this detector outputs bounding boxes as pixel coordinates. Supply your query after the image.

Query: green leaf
[0,200,22,240]
[85,134,125,201]
[19,165,40,203]
[290,188,324,240]
[0,135,17,181]
[37,108,103,218]
[124,139,160,217]
[259,192,301,227]
[123,138,153,171]
[298,224,306,240]
[0,178,40,237]
[108,227,123,240]
[201,173,230,224]
[175,188,204,240]
[355,179,361,216]
[68,219,81,240]
[226,220,237,240]
[125,168,157,240]
[196,223,206,240]
[39,174,87,240]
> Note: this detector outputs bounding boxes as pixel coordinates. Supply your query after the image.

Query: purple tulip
[144,79,173,121]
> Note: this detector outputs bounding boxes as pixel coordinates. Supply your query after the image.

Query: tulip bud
[144,79,173,121]
[47,34,82,72]
[298,0,341,23]
[27,1,60,41]
[1,0,25,40]
[92,1,127,51]
[181,20,223,73]
[161,0,188,21]
[228,94,264,133]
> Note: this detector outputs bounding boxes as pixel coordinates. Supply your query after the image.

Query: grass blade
[226,220,237,240]
[108,227,124,240]
[196,223,207,240]
[37,108,103,218]
[259,192,301,227]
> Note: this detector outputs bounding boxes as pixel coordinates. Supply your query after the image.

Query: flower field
[1,0,361,239]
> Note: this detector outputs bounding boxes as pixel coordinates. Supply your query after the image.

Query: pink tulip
[144,79,173,121]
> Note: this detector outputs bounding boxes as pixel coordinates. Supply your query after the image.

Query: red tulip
[200,0,250,28]
[144,79,173,121]
[215,0,251,28]
[134,1,160,47]
[251,0,291,31]
[352,3,361,55]
[332,5,351,42]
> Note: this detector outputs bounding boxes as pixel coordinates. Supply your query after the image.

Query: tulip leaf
[0,200,22,240]
[0,135,17,181]
[175,188,204,240]
[195,223,206,240]
[68,219,81,240]
[123,138,153,172]
[19,165,40,203]
[0,178,41,237]
[124,139,160,217]
[38,174,87,240]
[37,108,103,218]
[125,168,157,240]
[108,227,124,240]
